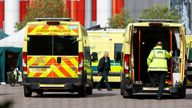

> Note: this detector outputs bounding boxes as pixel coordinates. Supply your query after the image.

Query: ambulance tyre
[78,86,86,97]
[37,91,43,96]
[120,84,124,95]
[86,79,93,95]
[120,89,123,95]
[122,89,129,98]
[86,85,93,95]
[172,78,186,99]
[178,78,187,98]
[24,86,32,97]
[122,89,133,98]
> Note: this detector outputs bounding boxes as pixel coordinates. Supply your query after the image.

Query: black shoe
[156,96,161,100]
[107,88,112,91]
[97,88,102,91]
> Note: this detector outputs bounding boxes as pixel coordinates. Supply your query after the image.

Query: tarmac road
[0,85,192,108]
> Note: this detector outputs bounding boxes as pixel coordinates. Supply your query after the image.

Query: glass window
[84,47,91,60]
[189,48,192,61]
[28,36,78,55]
[28,36,52,55]
[53,36,78,55]
[114,43,123,62]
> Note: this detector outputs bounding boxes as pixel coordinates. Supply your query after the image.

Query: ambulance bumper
[23,78,83,91]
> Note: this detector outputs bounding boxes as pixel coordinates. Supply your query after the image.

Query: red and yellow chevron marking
[27,24,79,35]
[27,56,79,78]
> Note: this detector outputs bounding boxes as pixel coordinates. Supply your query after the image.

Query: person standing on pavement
[147,41,172,100]
[96,51,112,91]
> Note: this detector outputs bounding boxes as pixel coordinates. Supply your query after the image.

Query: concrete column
[85,0,92,28]
[4,0,20,35]
[96,0,112,27]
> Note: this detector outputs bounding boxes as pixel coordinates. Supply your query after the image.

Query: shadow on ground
[185,93,192,100]
[123,93,192,100]
[129,94,173,100]
[0,93,12,96]
[33,92,116,98]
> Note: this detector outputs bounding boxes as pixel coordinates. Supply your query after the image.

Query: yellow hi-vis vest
[147,46,171,72]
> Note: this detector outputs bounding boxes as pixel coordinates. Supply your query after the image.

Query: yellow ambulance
[88,29,125,85]
[22,18,93,97]
[121,19,186,98]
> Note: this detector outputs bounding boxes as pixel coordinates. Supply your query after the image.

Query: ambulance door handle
[57,57,61,64]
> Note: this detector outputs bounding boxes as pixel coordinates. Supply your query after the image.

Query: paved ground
[0,85,192,108]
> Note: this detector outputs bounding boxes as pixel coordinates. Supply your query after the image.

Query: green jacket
[147,46,171,72]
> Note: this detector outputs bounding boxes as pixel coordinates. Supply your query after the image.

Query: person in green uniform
[147,41,172,100]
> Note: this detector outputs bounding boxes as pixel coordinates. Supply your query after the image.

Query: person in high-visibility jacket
[147,41,172,100]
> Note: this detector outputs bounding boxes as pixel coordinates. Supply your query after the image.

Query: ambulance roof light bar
[35,18,73,21]
[137,19,177,23]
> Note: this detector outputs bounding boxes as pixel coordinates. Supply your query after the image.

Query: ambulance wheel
[78,86,86,97]
[24,86,32,97]
[86,86,93,95]
[123,89,129,98]
[178,78,187,98]
[120,89,123,95]
[172,78,186,99]
[37,91,43,96]
[123,89,132,98]
[120,84,124,95]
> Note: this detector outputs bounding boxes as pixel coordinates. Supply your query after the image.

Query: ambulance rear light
[78,52,84,73]
[124,54,130,74]
[22,52,27,71]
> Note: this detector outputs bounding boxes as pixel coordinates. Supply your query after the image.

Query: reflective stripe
[154,50,166,59]
[27,56,78,78]
[153,57,166,60]
[148,67,167,69]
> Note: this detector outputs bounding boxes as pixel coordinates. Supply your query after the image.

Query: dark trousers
[149,71,166,97]
[96,70,111,89]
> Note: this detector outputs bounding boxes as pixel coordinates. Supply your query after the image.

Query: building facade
[0,0,124,34]
[125,0,170,19]
[0,0,177,35]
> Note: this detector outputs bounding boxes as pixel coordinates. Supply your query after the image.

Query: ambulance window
[28,36,52,55]
[172,28,181,56]
[189,48,192,62]
[114,43,122,62]
[84,47,91,60]
[53,36,78,55]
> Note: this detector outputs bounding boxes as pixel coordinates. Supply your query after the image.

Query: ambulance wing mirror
[91,52,98,62]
